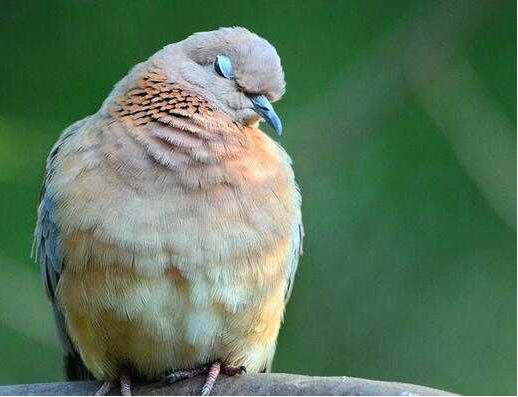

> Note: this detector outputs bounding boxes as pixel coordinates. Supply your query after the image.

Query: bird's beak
[250,95,283,136]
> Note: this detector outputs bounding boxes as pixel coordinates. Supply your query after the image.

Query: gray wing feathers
[36,195,63,299]
[33,119,88,354]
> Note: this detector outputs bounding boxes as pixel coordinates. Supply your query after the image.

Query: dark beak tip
[250,95,283,137]
[273,119,283,136]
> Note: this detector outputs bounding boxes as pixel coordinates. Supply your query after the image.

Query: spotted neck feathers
[108,68,249,170]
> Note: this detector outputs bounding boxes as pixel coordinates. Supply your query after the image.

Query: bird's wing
[33,118,93,379]
[262,216,302,373]
[284,218,304,304]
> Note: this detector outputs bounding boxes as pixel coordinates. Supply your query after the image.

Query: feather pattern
[34,27,302,383]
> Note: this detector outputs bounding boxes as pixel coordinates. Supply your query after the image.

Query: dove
[34,27,302,396]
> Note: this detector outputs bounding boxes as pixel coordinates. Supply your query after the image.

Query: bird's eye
[214,55,234,79]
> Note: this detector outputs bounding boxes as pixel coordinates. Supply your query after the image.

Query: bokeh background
[0,0,516,395]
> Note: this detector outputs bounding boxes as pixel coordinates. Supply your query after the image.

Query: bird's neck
[109,68,251,170]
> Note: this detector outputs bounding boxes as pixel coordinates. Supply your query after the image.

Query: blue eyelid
[215,55,234,79]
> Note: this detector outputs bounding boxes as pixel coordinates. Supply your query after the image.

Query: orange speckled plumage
[34,27,302,390]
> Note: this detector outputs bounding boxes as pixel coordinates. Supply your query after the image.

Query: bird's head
[155,27,286,135]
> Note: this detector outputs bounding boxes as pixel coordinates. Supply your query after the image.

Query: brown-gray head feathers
[105,27,286,134]
[181,27,285,100]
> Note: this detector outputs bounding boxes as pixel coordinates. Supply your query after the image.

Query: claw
[221,365,247,376]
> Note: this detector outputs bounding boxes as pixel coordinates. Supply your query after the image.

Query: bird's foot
[200,362,246,396]
[165,364,210,384]
[200,362,220,396]
[165,362,246,396]
[95,369,132,396]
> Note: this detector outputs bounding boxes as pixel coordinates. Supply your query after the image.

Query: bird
[34,27,303,396]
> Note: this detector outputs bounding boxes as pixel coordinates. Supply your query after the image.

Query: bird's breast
[57,122,300,279]
[52,117,300,378]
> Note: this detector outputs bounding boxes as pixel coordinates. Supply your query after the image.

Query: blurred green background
[0,0,515,395]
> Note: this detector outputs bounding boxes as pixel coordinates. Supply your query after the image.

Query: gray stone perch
[0,373,456,395]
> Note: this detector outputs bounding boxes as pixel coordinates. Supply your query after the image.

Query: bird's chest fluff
[56,141,297,377]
